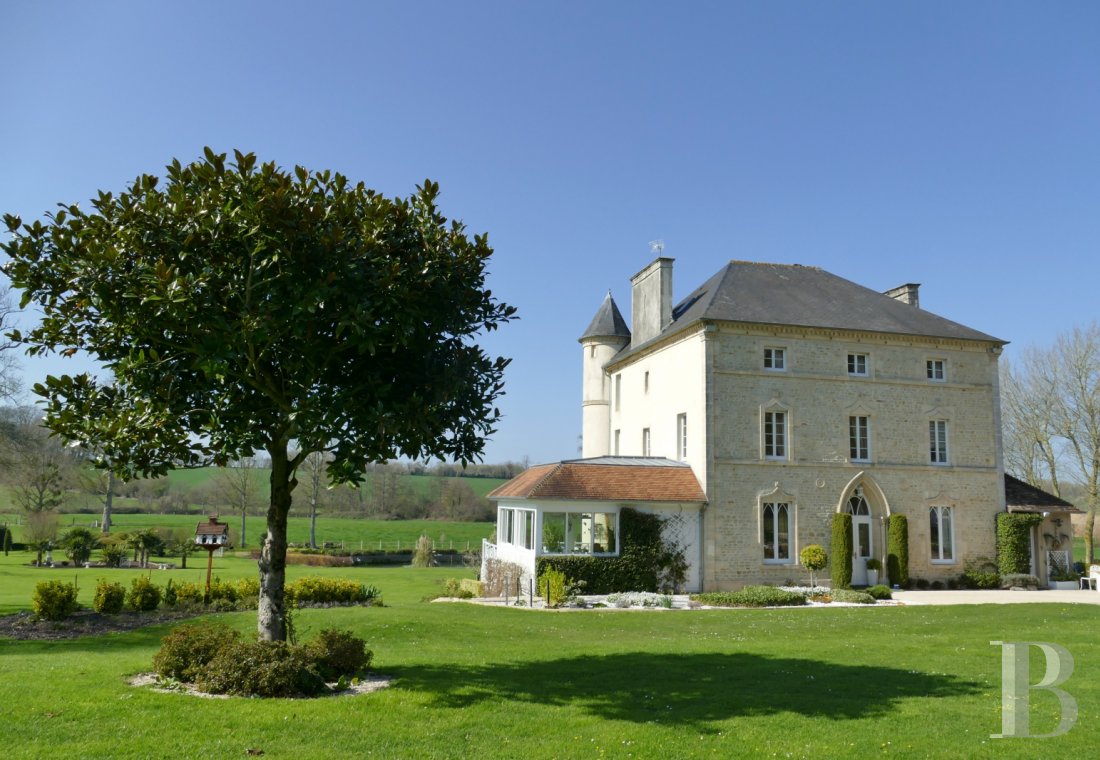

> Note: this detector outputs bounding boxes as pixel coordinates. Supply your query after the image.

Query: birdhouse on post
[194,515,230,602]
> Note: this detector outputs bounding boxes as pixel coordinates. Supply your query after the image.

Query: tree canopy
[2,148,516,638]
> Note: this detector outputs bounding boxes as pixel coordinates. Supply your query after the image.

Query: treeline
[0,405,525,528]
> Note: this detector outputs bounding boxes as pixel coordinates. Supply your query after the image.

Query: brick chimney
[630,257,674,346]
[884,283,920,308]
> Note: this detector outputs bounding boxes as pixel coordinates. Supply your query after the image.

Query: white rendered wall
[581,338,628,458]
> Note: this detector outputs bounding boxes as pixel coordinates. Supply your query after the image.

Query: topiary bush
[535,508,686,594]
[195,640,327,698]
[126,576,162,611]
[93,578,126,614]
[153,620,242,682]
[887,514,909,588]
[692,586,806,608]
[866,584,893,600]
[31,580,80,621]
[996,512,1042,575]
[305,629,373,681]
[831,513,853,589]
[799,544,828,588]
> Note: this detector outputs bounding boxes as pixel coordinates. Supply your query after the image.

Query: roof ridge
[728,260,821,271]
[525,462,566,499]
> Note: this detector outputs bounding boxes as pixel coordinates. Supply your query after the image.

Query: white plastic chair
[1082,565,1100,591]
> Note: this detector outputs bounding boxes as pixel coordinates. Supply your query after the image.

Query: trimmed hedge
[887,514,909,588]
[692,586,806,608]
[831,513,853,589]
[996,512,1042,575]
[830,588,876,604]
[535,508,686,594]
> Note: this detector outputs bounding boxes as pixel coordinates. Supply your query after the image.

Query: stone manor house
[486,257,1076,592]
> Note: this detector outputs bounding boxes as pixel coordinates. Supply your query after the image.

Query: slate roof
[617,261,1004,357]
[579,292,631,341]
[489,457,707,503]
[1004,474,1082,514]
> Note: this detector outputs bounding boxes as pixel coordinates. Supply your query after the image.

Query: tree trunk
[101,472,114,534]
[240,508,247,549]
[258,443,295,642]
[1085,508,1095,566]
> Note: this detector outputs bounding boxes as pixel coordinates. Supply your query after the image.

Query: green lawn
[0,550,1096,758]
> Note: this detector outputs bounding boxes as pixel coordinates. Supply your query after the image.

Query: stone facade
[586,259,1006,590]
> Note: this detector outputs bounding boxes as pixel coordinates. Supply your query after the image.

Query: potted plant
[1048,567,1080,590]
[865,558,882,587]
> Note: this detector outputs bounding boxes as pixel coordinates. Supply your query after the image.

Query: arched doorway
[846,488,873,586]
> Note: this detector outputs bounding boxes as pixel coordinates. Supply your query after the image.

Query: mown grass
[0,546,1096,759]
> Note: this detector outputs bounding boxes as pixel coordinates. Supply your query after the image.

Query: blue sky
[2,1,1097,465]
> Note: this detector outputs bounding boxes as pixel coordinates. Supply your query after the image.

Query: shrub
[411,535,434,567]
[830,588,876,604]
[172,581,206,606]
[887,514,909,588]
[692,586,806,608]
[930,580,944,590]
[93,578,126,614]
[996,513,1043,575]
[915,578,930,590]
[163,579,178,607]
[799,544,828,588]
[61,526,99,566]
[960,556,1000,589]
[196,640,326,698]
[31,580,80,621]
[286,576,379,605]
[126,576,162,612]
[305,629,373,681]
[153,620,242,682]
[535,509,686,594]
[1001,573,1040,590]
[831,513,853,589]
[235,577,260,599]
[537,567,573,607]
[866,584,893,600]
[100,542,127,568]
[606,591,673,608]
[865,557,882,572]
[442,578,475,599]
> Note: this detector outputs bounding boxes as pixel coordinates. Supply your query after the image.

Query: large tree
[2,149,515,640]
[1001,324,1100,564]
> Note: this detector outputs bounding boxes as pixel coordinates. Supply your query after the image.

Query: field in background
[0,513,492,551]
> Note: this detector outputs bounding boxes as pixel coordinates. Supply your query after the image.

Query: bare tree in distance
[1001,348,1062,496]
[213,457,262,548]
[299,451,331,549]
[1002,324,1100,563]
[0,287,22,403]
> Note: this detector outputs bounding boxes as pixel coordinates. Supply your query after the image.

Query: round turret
[579,292,631,457]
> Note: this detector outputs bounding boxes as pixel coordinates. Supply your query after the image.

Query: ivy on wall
[535,508,687,594]
[996,512,1042,575]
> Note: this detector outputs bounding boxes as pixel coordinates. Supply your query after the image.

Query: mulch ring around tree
[126,672,393,699]
[0,608,205,641]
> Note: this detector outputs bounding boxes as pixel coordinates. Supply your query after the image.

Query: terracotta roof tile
[489,458,706,502]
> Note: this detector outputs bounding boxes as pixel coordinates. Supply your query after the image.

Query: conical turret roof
[579,292,631,341]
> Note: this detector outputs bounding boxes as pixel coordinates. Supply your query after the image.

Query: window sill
[930,559,956,565]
